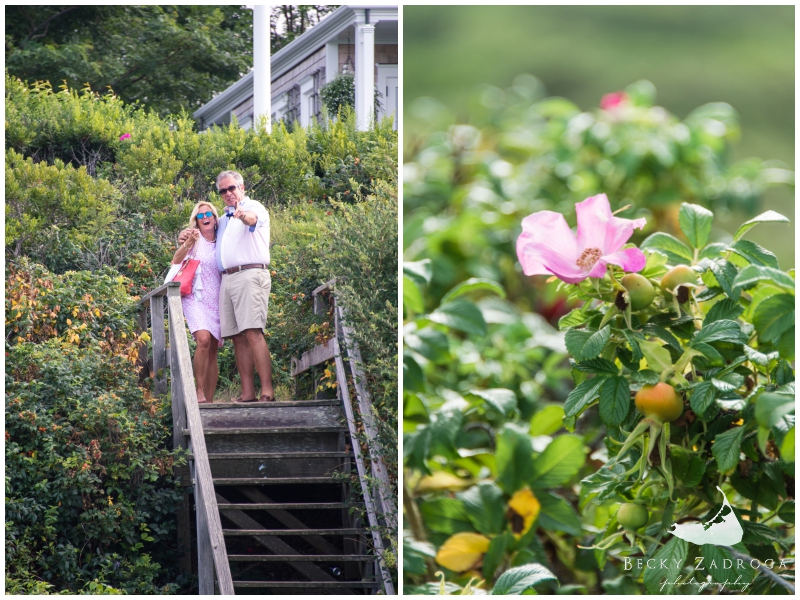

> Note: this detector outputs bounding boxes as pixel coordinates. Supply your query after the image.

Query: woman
[169,202,223,404]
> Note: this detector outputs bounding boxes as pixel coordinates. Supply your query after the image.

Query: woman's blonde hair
[188,201,220,228]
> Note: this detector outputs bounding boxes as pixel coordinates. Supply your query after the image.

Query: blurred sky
[404,5,795,266]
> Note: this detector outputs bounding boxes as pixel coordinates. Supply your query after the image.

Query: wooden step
[218,502,353,510]
[202,453,347,478]
[199,400,339,409]
[229,581,378,589]
[227,554,374,562]
[187,426,346,435]
[212,476,340,485]
[223,528,364,536]
[203,430,343,453]
[196,452,352,459]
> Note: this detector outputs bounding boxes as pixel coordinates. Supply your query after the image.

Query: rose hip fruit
[660,265,698,299]
[617,502,649,531]
[620,273,656,311]
[635,382,683,423]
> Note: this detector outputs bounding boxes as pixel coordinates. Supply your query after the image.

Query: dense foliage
[403,81,794,595]
[6,74,398,592]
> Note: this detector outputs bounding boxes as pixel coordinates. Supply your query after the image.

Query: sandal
[234,396,259,403]
[259,395,275,402]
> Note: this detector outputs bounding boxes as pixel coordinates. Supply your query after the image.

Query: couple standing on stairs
[170,169,276,404]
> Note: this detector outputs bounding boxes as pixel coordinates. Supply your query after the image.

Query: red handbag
[172,258,200,295]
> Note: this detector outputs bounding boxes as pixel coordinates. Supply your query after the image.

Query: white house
[194,5,398,132]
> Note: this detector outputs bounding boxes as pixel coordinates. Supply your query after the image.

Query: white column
[253,4,271,133]
[354,22,375,131]
[325,42,339,83]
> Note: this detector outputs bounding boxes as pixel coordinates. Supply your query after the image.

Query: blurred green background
[404,5,795,266]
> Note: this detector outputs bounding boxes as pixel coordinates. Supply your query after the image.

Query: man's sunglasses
[196,211,215,219]
[218,185,239,195]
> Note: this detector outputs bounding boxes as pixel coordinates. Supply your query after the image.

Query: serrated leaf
[537,491,583,536]
[776,326,795,361]
[711,372,744,392]
[679,203,714,249]
[623,330,643,362]
[495,424,534,494]
[743,344,772,366]
[641,250,669,278]
[692,342,725,365]
[777,500,795,523]
[403,351,424,393]
[690,381,717,414]
[558,305,600,330]
[529,405,565,436]
[734,210,791,241]
[705,298,744,324]
[572,357,618,376]
[429,299,487,336]
[419,498,472,535]
[741,519,782,545]
[405,327,450,362]
[491,563,558,595]
[631,369,660,385]
[712,427,745,473]
[708,259,740,300]
[752,294,794,342]
[441,277,506,304]
[563,378,605,418]
[733,265,795,292]
[564,326,611,361]
[699,242,727,261]
[404,259,433,285]
[638,339,673,372]
[671,447,706,487]
[529,435,586,488]
[640,232,693,265]
[458,482,506,535]
[692,319,748,346]
[643,537,688,594]
[755,393,794,429]
[469,388,517,415]
[483,533,513,580]
[599,376,631,427]
[701,545,755,584]
[729,239,779,268]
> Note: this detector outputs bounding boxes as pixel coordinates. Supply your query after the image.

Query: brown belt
[222,263,268,275]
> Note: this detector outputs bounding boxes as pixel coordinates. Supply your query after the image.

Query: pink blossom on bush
[119,133,131,141]
[516,194,646,284]
[600,91,629,111]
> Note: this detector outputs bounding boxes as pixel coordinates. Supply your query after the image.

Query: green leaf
[404,537,435,575]
[529,405,565,436]
[483,533,513,580]
[564,326,611,361]
[640,250,669,279]
[690,381,717,414]
[623,330,643,362]
[705,298,744,324]
[678,203,713,249]
[572,357,618,376]
[495,424,534,494]
[429,299,487,336]
[692,342,725,365]
[734,210,791,241]
[638,339,673,372]
[563,378,605,418]
[691,319,748,346]
[598,376,631,427]
[458,482,506,535]
[403,275,425,314]
[699,242,728,261]
[753,294,795,342]
[529,435,586,488]
[418,498,472,535]
[743,344,774,367]
[558,305,600,331]
[441,277,506,304]
[537,491,583,536]
[707,259,740,300]
[776,326,795,361]
[405,327,450,362]
[469,388,517,415]
[729,239,779,269]
[642,537,688,594]
[700,544,755,585]
[491,563,558,595]
[712,427,745,473]
[755,393,794,429]
[741,520,782,545]
[640,232,693,265]
[671,447,706,487]
[403,351,424,393]
[403,259,433,286]
[733,265,795,292]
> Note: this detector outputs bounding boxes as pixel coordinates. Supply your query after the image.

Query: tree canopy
[5,5,254,117]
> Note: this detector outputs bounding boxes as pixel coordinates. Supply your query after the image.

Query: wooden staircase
[138,282,395,595]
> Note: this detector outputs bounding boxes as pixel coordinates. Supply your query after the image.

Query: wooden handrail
[139,283,234,595]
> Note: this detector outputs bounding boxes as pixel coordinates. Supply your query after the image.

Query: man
[179,170,275,402]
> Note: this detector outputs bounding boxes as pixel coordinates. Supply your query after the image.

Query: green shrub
[5,260,186,594]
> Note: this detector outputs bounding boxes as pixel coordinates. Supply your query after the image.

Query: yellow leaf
[66,319,72,326]
[435,532,490,572]
[508,487,541,537]
[121,332,127,339]
[415,471,472,494]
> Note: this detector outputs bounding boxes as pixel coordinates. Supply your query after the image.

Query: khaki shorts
[220,268,271,338]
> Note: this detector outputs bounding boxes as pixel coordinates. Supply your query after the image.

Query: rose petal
[575,194,614,252]
[517,211,579,277]
[604,216,647,254]
[602,247,647,273]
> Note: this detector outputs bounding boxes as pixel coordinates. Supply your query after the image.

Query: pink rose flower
[600,91,629,111]
[119,133,131,141]
[516,194,647,284]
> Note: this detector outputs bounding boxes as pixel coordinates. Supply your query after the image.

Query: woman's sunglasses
[196,211,215,219]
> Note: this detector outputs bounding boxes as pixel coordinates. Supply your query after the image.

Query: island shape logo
[669,486,743,546]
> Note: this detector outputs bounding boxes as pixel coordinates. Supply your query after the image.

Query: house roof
[194,5,397,124]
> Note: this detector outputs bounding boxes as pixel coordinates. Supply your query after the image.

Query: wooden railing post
[167,286,187,453]
[151,295,168,397]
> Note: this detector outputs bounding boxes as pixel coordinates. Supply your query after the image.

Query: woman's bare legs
[193,330,214,403]
[206,338,220,402]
